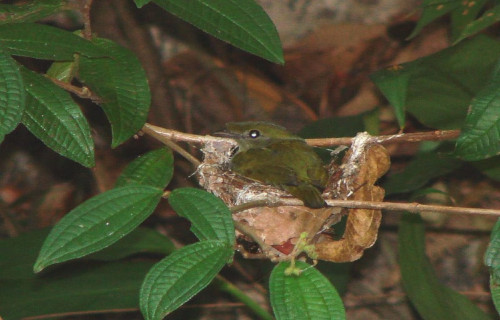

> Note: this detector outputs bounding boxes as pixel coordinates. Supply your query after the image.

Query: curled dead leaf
[316,143,390,262]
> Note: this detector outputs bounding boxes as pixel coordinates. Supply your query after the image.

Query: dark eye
[248,129,260,138]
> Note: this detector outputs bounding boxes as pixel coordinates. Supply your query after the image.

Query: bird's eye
[248,129,260,138]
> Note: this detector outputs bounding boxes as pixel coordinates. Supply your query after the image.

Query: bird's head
[214,121,299,151]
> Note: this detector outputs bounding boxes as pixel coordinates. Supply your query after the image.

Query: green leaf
[78,37,151,147]
[405,35,500,129]
[151,0,283,64]
[299,111,376,139]
[450,0,489,42]
[46,60,78,83]
[491,275,500,316]
[0,0,67,24]
[269,261,345,320]
[87,227,175,261]
[454,4,500,44]
[383,150,462,195]
[0,46,24,138]
[140,240,233,320]
[134,0,151,8]
[485,219,500,276]
[0,227,173,280]
[33,185,163,272]
[455,58,500,161]
[407,0,460,39]
[213,277,274,320]
[0,23,104,60]
[472,155,500,182]
[370,63,420,128]
[315,262,351,296]
[115,148,174,189]
[169,188,235,246]
[399,214,492,320]
[20,67,95,167]
[0,260,153,320]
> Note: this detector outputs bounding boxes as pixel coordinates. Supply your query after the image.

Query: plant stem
[214,276,274,320]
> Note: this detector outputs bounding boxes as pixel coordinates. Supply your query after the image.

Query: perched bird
[215,121,328,208]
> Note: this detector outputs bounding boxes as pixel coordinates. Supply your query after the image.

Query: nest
[197,132,390,262]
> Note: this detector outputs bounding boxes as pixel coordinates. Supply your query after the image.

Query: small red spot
[272,239,295,255]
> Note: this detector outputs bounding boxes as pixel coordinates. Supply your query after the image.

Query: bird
[215,121,328,208]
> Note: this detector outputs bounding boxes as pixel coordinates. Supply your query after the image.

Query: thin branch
[142,123,228,144]
[48,77,101,102]
[141,124,202,167]
[265,198,500,217]
[82,0,94,40]
[233,220,283,258]
[229,197,500,219]
[306,129,461,147]
[141,123,460,147]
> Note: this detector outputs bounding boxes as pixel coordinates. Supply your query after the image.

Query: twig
[230,200,270,213]
[48,77,101,102]
[214,276,273,320]
[142,123,228,144]
[141,123,460,147]
[233,220,283,258]
[82,0,94,40]
[306,129,461,147]
[269,198,500,217]
[141,124,202,167]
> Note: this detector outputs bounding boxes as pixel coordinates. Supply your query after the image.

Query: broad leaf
[0,227,173,280]
[140,240,233,320]
[406,36,500,129]
[399,214,491,320]
[407,0,460,39]
[78,37,151,147]
[46,60,78,83]
[455,58,500,161]
[0,260,152,320]
[115,148,174,189]
[20,67,94,167]
[454,4,500,43]
[87,227,175,261]
[372,36,500,130]
[151,0,283,64]
[33,185,163,272]
[0,0,67,24]
[485,219,500,277]
[299,110,379,138]
[134,0,151,8]
[383,150,462,195]
[472,156,500,182]
[0,46,24,138]
[486,218,500,314]
[491,275,500,316]
[0,23,104,60]
[370,63,420,128]
[169,188,235,245]
[269,261,345,320]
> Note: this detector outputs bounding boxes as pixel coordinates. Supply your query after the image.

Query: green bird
[216,122,328,208]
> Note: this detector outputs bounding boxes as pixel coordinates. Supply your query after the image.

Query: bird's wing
[231,148,300,186]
